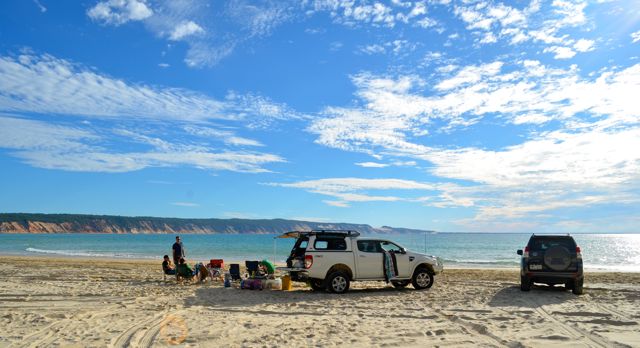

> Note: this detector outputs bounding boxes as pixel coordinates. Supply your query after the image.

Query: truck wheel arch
[326,264,353,280]
[413,263,435,276]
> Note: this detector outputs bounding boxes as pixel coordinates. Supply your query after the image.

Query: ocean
[1,233,639,272]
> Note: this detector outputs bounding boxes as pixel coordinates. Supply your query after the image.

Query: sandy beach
[1,256,639,347]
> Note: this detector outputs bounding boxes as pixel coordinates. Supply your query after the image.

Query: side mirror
[400,248,407,254]
[517,250,523,255]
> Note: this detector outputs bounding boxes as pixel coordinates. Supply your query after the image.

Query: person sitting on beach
[176,257,195,281]
[259,259,276,278]
[162,255,176,275]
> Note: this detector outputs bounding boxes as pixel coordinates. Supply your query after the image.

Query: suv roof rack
[310,229,360,236]
[277,230,361,239]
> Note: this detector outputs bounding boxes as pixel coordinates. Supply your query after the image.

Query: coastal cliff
[0,213,432,234]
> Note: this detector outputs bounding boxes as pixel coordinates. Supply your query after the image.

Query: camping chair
[176,263,204,283]
[245,260,262,278]
[162,262,176,281]
[229,263,242,281]
[207,259,225,281]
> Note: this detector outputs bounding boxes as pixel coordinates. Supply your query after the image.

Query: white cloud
[355,160,417,168]
[452,0,594,60]
[435,61,503,90]
[360,44,386,55]
[329,41,344,51]
[415,17,438,28]
[310,0,444,30]
[324,200,350,208]
[0,116,285,173]
[358,40,417,56]
[269,177,438,207]
[307,60,640,223]
[355,162,389,168]
[512,113,552,125]
[171,202,200,207]
[87,0,296,67]
[183,126,263,147]
[0,116,98,152]
[33,0,47,13]
[0,54,299,124]
[573,38,595,52]
[544,45,576,59]
[87,0,152,26]
[169,21,205,41]
[631,30,640,43]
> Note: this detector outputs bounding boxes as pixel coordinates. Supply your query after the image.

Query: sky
[0,0,639,232]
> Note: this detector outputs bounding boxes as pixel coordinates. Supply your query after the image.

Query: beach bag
[241,278,263,290]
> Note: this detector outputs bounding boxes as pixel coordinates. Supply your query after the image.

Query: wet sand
[1,256,639,347]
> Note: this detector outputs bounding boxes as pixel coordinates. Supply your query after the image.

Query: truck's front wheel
[326,271,350,294]
[412,267,434,290]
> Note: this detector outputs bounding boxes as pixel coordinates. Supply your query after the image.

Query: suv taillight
[304,255,313,269]
[524,246,530,258]
[576,246,582,259]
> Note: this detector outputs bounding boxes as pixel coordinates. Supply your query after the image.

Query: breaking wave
[25,247,156,259]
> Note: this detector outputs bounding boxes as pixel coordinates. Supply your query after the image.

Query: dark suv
[517,234,584,295]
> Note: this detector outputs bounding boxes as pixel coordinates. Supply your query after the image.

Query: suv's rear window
[529,237,576,252]
[314,237,347,250]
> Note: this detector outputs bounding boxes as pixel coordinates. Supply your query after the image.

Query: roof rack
[310,229,360,236]
[277,229,361,239]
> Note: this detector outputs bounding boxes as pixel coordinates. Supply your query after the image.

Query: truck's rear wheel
[326,271,350,294]
[572,278,584,295]
[412,267,434,290]
[520,275,532,291]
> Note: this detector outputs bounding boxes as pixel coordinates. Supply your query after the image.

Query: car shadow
[488,284,577,308]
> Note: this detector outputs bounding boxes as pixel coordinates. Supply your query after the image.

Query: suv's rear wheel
[309,279,325,291]
[572,278,584,295]
[326,271,350,294]
[391,280,410,289]
[520,275,532,291]
[412,267,434,290]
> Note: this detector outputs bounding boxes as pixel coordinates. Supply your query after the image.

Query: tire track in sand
[134,311,185,348]
[533,304,618,348]
[111,312,168,348]
[434,308,517,347]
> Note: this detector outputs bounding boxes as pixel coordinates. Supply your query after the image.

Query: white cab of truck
[277,230,443,293]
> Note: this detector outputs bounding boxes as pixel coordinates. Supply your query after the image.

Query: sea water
[0,233,639,272]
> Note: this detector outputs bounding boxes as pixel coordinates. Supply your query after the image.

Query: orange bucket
[281,275,292,291]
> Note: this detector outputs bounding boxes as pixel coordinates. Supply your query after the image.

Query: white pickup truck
[278,230,443,293]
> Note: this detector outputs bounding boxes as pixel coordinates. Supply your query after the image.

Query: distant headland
[0,213,433,235]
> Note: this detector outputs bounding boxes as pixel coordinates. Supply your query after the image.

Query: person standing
[172,236,185,278]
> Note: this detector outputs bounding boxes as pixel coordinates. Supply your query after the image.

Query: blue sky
[0,0,639,232]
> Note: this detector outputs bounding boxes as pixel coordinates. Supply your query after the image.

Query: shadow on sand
[184,282,412,310]
[489,284,577,308]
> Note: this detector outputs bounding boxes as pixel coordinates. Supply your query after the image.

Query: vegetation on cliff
[0,213,433,234]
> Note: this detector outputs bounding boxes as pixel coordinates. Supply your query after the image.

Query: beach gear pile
[170,258,287,290]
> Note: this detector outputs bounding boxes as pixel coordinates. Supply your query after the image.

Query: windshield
[381,241,404,253]
[529,237,576,252]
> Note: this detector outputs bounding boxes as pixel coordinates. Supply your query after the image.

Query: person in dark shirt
[176,257,195,281]
[162,255,175,275]
[172,236,185,279]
